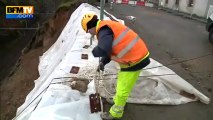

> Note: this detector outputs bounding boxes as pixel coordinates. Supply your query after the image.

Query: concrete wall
[180,0,209,17]
[163,0,176,9]
[205,0,213,18]
[148,0,159,4]
[161,0,210,18]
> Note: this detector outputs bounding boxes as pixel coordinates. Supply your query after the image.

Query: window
[166,0,168,4]
[188,0,194,7]
[175,0,179,5]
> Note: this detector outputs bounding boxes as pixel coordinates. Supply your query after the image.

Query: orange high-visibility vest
[96,20,149,64]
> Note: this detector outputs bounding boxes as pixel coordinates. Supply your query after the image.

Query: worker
[81,13,150,119]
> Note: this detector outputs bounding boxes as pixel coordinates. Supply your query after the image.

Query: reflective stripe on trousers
[109,104,124,118]
[109,70,142,118]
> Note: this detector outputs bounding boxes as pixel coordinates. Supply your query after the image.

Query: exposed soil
[0,1,85,119]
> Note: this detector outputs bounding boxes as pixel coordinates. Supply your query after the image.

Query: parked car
[206,13,213,44]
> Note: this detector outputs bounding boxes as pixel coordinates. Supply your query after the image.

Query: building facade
[158,0,213,18]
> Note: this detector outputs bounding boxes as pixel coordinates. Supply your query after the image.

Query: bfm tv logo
[6,6,34,19]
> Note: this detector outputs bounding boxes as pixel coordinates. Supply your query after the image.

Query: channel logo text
[6,6,34,19]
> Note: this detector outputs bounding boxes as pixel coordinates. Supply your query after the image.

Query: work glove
[97,62,104,72]
[96,56,111,72]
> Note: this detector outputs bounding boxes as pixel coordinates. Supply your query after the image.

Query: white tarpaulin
[14,3,210,120]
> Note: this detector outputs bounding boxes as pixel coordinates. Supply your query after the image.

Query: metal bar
[97,57,101,93]
[33,13,55,14]
[102,73,177,79]
[100,0,104,20]
[90,35,94,46]
[52,73,177,81]
[0,28,39,30]
[144,53,212,70]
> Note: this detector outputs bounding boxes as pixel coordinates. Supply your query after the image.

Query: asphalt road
[103,2,213,120]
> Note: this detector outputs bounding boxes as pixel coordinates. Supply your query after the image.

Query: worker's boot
[100,112,121,120]
[106,98,114,104]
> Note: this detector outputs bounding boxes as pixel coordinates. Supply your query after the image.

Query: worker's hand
[97,62,104,72]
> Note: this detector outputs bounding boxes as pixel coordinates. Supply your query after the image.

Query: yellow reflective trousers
[109,69,141,118]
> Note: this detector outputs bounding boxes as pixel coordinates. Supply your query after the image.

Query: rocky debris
[69,78,90,93]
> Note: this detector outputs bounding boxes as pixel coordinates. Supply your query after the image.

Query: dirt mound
[0,1,85,120]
